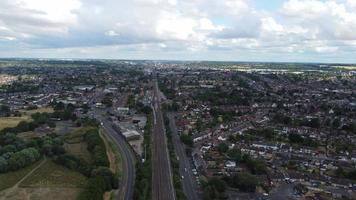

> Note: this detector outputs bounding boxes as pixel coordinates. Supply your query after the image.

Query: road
[168,112,201,200]
[89,88,136,200]
[94,110,136,200]
[152,79,176,200]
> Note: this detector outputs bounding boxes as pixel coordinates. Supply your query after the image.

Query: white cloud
[280,0,356,40]
[0,0,356,62]
[105,30,119,37]
[156,12,197,40]
[261,17,284,33]
[315,46,338,53]
[16,0,81,23]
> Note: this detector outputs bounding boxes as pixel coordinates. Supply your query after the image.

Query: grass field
[64,126,96,143]
[64,142,92,162]
[0,107,53,131]
[55,120,77,135]
[17,131,37,140]
[21,160,88,188]
[0,160,86,200]
[0,160,43,191]
[1,187,83,200]
[21,107,54,115]
[62,126,96,162]
[0,116,32,130]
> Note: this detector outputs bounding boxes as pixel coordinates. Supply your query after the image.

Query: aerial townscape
[0,59,355,200]
[1,0,356,200]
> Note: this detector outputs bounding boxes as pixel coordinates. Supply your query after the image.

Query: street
[94,109,136,200]
[168,112,201,200]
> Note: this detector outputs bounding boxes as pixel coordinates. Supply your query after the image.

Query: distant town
[0,59,355,200]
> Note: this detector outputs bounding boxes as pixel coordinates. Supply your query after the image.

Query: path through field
[0,159,47,200]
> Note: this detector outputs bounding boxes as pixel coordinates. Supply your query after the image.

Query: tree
[288,133,304,144]
[227,173,258,192]
[0,105,10,116]
[7,148,40,170]
[53,101,65,111]
[332,118,341,129]
[91,167,118,190]
[247,159,267,175]
[202,177,226,200]
[209,177,226,193]
[180,134,193,147]
[0,144,17,155]
[227,148,242,162]
[218,142,228,154]
[0,156,8,172]
[310,118,321,128]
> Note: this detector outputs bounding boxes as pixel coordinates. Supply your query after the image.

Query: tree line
[54,127,118,200]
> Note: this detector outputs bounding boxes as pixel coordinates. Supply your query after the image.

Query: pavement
[151,79,176,200]
[168,112,201,200]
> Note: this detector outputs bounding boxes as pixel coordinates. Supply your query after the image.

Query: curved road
[95,111,136,200]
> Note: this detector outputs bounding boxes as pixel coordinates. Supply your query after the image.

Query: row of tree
[0,132,65,173]
[54,128,118,200]
[84,129,109,167]
[0,147,40,172]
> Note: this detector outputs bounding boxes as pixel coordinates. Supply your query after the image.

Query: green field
[0,125,119,200]
[21,160,88,188]
[64,126,96,143]
[0,107,53,131]
[0,159,86,200]
[0,160,43,191]
[21,107,54,115]
[0,116,32,130]
[64,142,92,162]
[3,187,84,200]
[55,120,77,135]
[62,126,96,162]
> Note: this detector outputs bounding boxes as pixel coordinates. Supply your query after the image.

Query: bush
[54,154,93,176]
[6,148,40,171]
[218,143,228,154]
[91,167,119,190]
[0,156,8,172]
[84,129,109,167]
[78,176,107,200]
[202,177,226,200]
[246,158,267,175]
[180,134,193,147]
[224,173,258,192]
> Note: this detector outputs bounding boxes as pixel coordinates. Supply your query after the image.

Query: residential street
[168,112,200,200]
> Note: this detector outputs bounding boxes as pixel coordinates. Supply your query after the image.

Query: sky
[1,0,356,63]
